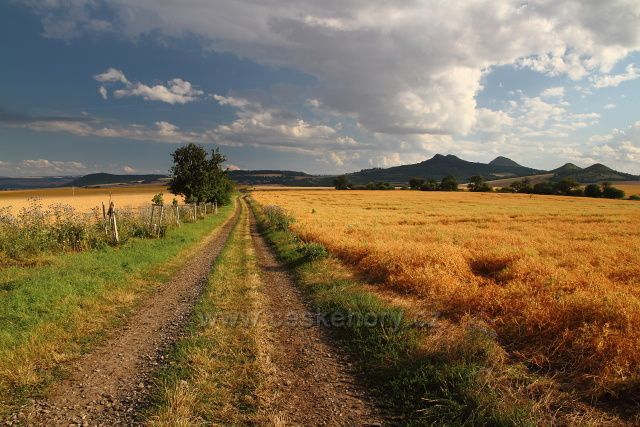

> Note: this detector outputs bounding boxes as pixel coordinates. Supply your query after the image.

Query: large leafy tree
[333,175,352,190]
[204,147,234,205]
[440,175,459,191]
[169,144,234,204]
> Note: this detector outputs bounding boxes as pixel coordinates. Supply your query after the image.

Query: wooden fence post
[102,202,108,236]
[193,204,197,221]
[109,202,120,243]
[158,205,164,236]
[175,205,180,226]
[149,204,155,229]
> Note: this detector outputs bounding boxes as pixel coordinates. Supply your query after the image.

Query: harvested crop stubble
[252,190,640,402]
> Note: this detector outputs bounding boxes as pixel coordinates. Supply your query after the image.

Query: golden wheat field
[252,189,640,400]
[617,182,640,196]
[0,185,180,213]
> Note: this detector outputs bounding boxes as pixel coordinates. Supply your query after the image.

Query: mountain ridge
[1,156,638,190]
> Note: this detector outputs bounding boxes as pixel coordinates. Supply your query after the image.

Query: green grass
[249,198,536,426]
[148,199,269,425]
[0,201,236,415]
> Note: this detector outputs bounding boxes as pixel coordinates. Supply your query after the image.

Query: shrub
[152,192,164,205]
[420,180,440,191]
[262,205,295,231]
[467,176,493,192]
[602,185,625,199]
[584,184,602,198]
[532,182,554,195]
[510,179,533,193]
[629,194,640,201]
[351,182,394,190]
[440,175,459,191]
[409,178,425,190]
[297,241,328,260]
[333,175,352,190]
[554,178,580,196]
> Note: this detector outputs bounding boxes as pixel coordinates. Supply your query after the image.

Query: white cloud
[19,120,94,136]
[18,159,87,175]
[585,121,640,173]
[98,86,108,100]
[95,69,203,104]
[540,86,565,98]
[10,0,640,173]
[209,94,353,153]
[20,0,640,140]
[122,165,137,173]
[590,64,640,88]
[94,68,129,84]
[603,103,617,110]
[225,164,241,171]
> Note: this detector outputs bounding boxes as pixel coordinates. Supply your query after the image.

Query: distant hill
[552,163,638,183]
[488,156,523,168]
[228,155,638,187]
[342,154,542,184]
[228,170,324,186]
[0,176,76,190]
[68,173,168,187]
[551,163,583,175]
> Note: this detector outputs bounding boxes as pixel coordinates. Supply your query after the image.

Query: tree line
[334,172,634,200]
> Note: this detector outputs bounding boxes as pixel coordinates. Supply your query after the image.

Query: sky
[1,0,639,177]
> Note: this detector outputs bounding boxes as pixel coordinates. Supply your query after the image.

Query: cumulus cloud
[17,159,87,175]
[98,86,108,100]
[540,86,565,98]
[0,108,95,135]
[590,64,640,88]
[94,68,129,84]
[19,0,640,139]
[94,69,203,104]
[585,121,640,173]
[10,0,640,173]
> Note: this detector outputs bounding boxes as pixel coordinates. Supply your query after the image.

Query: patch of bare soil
[249,209,387,427]
[17,202,241,426]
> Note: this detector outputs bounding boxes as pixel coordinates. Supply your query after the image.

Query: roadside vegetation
[0,203,235,415]
[149,200,271,425]
[252,189,640,424]
[0,196,209,265]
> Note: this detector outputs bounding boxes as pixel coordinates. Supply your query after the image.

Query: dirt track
[13,198,386,426]
[21,201,241,426]
[249,205,385,426]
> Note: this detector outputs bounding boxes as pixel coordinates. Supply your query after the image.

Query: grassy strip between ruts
[148,198,274,426]
[249,198,537,426]
[0,200,236,416]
